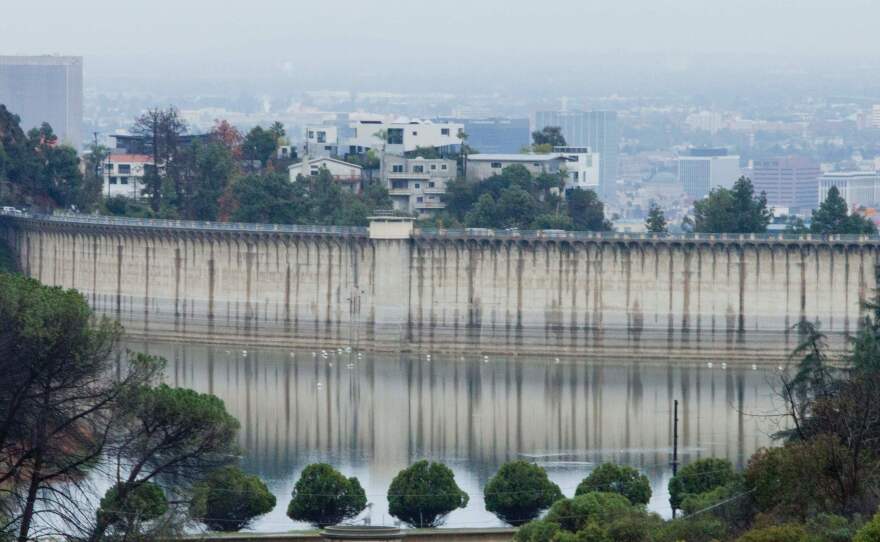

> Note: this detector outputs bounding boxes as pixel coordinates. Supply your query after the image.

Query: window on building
[106,163,114,172]
[428,181,435,188]
[317,131,326,143]
[324,146,333,151]
[118,164,131,175]
[441,164,448,170]
[308,131,314,139]
[120,177,129,185]
[349,145,357,154]
[572,172,579,181]
[310,169,319,176]
[441,128,450,136]
[417,196,424,203]
[430,164,437,170]
[412,131,418,136]
[387,128,404,145]
[413,165,424,173]
[392,180,408,189]
[491,162,502,168]
[109,177,118,185]
[392,164,404,173]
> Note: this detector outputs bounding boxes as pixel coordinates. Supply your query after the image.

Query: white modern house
[465,147,600,191]
[381,155,456,215]
[289,157,363,193]
[304,117,463,158]
[103,154,152,198]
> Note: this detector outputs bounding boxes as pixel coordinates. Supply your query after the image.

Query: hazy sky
[3,0,880,92]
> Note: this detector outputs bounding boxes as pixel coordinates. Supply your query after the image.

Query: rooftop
[468,153,565,162]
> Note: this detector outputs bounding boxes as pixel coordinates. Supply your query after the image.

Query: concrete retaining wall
[2,216,876,359]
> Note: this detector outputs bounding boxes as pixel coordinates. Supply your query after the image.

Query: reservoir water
[133,341,784,532]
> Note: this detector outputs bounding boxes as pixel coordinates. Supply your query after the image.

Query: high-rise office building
[0,55,83,149]
[677,148,741,199]
[534,110,619,197]
[438,117,530,154]
[752,157,820,213]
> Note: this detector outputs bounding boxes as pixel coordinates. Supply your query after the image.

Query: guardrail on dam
[2,212,877,359]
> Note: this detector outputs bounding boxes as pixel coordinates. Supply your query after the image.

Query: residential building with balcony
[304,117,463,158]
[382,155,456,215]
[103,154,152,198]
[289,157,363,193]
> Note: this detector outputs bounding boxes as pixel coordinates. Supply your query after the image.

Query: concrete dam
[2,213,877,359]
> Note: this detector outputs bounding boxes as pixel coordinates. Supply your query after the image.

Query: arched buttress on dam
[2,214,877,360]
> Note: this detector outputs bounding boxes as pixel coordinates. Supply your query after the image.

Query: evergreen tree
[693,177,771,233]
[645,201,668,233]
[287,464,366,528]
[811,186,877,235]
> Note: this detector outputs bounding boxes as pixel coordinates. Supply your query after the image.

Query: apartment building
[289,157,363,193]
[466,147,599,191]
[382,155,456,215]
[304,117,463,158]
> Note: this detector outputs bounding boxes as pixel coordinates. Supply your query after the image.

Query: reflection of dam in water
[135,341,781,530]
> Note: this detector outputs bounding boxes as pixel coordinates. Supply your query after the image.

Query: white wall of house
[103,155,151,198]
[289,158,364,192]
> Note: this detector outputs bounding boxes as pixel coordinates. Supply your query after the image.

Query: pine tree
[645,202,668,233]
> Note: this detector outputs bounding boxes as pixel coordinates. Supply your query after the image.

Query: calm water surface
[133,341,784,532]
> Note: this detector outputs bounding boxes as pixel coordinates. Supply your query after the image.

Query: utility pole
[672,399,679,519]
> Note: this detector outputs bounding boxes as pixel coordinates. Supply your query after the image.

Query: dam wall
[2,214,877,359]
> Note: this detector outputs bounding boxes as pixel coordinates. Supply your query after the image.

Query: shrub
[668,458,736,510]
[656,517,727,542]
[576,463,651,506]
[855,511,880,542]
[513,519,562,542]
[735,523,809,542]
[387,460,469,528]
[97,481,168,527]
[191,466,276,531]
[287,463,367,528]
[544,492,632,533]
[484,460,563,526]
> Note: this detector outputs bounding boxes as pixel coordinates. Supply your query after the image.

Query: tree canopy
[287,463,367,528]
[576,463,652,506]
[645,201,668,233]
[810,186,877,235]
[531,126,566,148]
[191,466,276,531]
[692,177,771,234]
[483,461,563,526]
[387,460,469,528]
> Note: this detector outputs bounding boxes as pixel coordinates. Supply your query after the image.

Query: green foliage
[231,172,308,224]
[855,511,880,542]
[807,513,862,542]
[484,460,563,526]
[191,466,276,531]
[513,519,562,542]
[441,165,611,231]
[735,523,809,542]
[692,176,772,233]
[97,481,168,528]
[183,141,236,221]
[121,384,240,480]
[287,463,367,528]
[242,125,281,167]
[104,195,157,218]
[655,517,727,542]
[545,492,633,533]
[668,458,736,510]
[532,126,566,147]
[811,186,877,235]
[387,460,469,528]
[0,106,90,209]
[576,463,651,506]
[645,201,668,233]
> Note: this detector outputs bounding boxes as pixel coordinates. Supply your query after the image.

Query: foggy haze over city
[5,0,880,96]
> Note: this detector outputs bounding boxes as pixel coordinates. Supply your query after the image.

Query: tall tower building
[752,156,820,213]
[0,55,83,150]
[677,148,741,199]
[534,110,619,198]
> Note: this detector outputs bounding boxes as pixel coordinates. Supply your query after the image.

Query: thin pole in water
[672,398,679,519]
